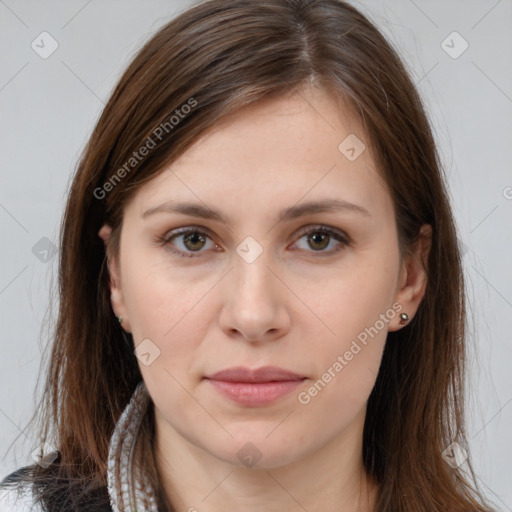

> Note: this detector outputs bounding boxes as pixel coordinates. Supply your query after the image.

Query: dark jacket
[0,464,112,512]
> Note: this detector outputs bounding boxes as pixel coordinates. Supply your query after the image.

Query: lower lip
[206,379,305,406]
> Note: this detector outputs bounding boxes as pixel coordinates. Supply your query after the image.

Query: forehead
[175,86,365,171]
[127,87,392,224]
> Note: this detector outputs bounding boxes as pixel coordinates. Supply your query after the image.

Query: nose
[218,251,291,343]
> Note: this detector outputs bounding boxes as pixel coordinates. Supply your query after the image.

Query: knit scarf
[106,381,159,512]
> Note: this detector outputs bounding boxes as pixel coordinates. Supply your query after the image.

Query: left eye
[292,226,349,254]
[156,226,349,259]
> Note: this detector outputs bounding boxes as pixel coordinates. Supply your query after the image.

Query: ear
[388,224,432,332]
[98,223,132,333]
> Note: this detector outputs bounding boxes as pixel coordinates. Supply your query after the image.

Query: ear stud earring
[118,316,123,324]
[399,313,409,324]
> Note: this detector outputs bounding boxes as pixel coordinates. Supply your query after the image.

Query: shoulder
[0,466,43,511]
[0,464,112,512]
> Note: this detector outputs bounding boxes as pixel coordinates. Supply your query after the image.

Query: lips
[205,365,306,383]
[204,366,307,406]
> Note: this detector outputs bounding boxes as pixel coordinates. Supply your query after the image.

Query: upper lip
[205,366,306,383]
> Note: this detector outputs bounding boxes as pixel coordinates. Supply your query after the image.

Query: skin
[99,84,431,512]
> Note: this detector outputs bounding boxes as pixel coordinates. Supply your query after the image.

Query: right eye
[155,227,220,258]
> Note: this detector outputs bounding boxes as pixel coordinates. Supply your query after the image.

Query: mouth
[204,366,307,406]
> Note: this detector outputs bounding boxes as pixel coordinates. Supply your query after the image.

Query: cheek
[296,313,388,432]
[294,245,398,408]
[120,253,220,396]
[300,247,399,344]
[121,249,216,339]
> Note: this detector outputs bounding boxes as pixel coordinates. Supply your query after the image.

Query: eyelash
[154,225,351,259]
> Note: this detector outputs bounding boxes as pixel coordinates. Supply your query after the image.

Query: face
[100,85,428,470]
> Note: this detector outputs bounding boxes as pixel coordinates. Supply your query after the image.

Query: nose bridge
[224,231,286,324]
[218,235,289,341]
[233,235,276,301]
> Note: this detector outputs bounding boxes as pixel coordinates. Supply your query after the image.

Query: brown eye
[307,231,331,251]
[156,225,349,259]
[157,227,217,258]
[293,226,350,255]
[182,231,207,251]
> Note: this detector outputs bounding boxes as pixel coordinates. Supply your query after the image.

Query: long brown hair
[7,0,494,510]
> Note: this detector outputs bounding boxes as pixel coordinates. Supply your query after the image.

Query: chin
[202,430,309,470]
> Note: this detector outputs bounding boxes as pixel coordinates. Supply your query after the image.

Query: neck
[153,408,378,512]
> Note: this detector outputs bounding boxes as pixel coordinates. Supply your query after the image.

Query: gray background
[1,0,511,509]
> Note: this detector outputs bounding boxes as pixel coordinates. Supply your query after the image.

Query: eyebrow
[141,198,371,223]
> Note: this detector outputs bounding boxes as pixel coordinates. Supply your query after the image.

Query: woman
[0,0,496,510]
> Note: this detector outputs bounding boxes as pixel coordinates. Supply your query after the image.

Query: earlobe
[389,224,432,332]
